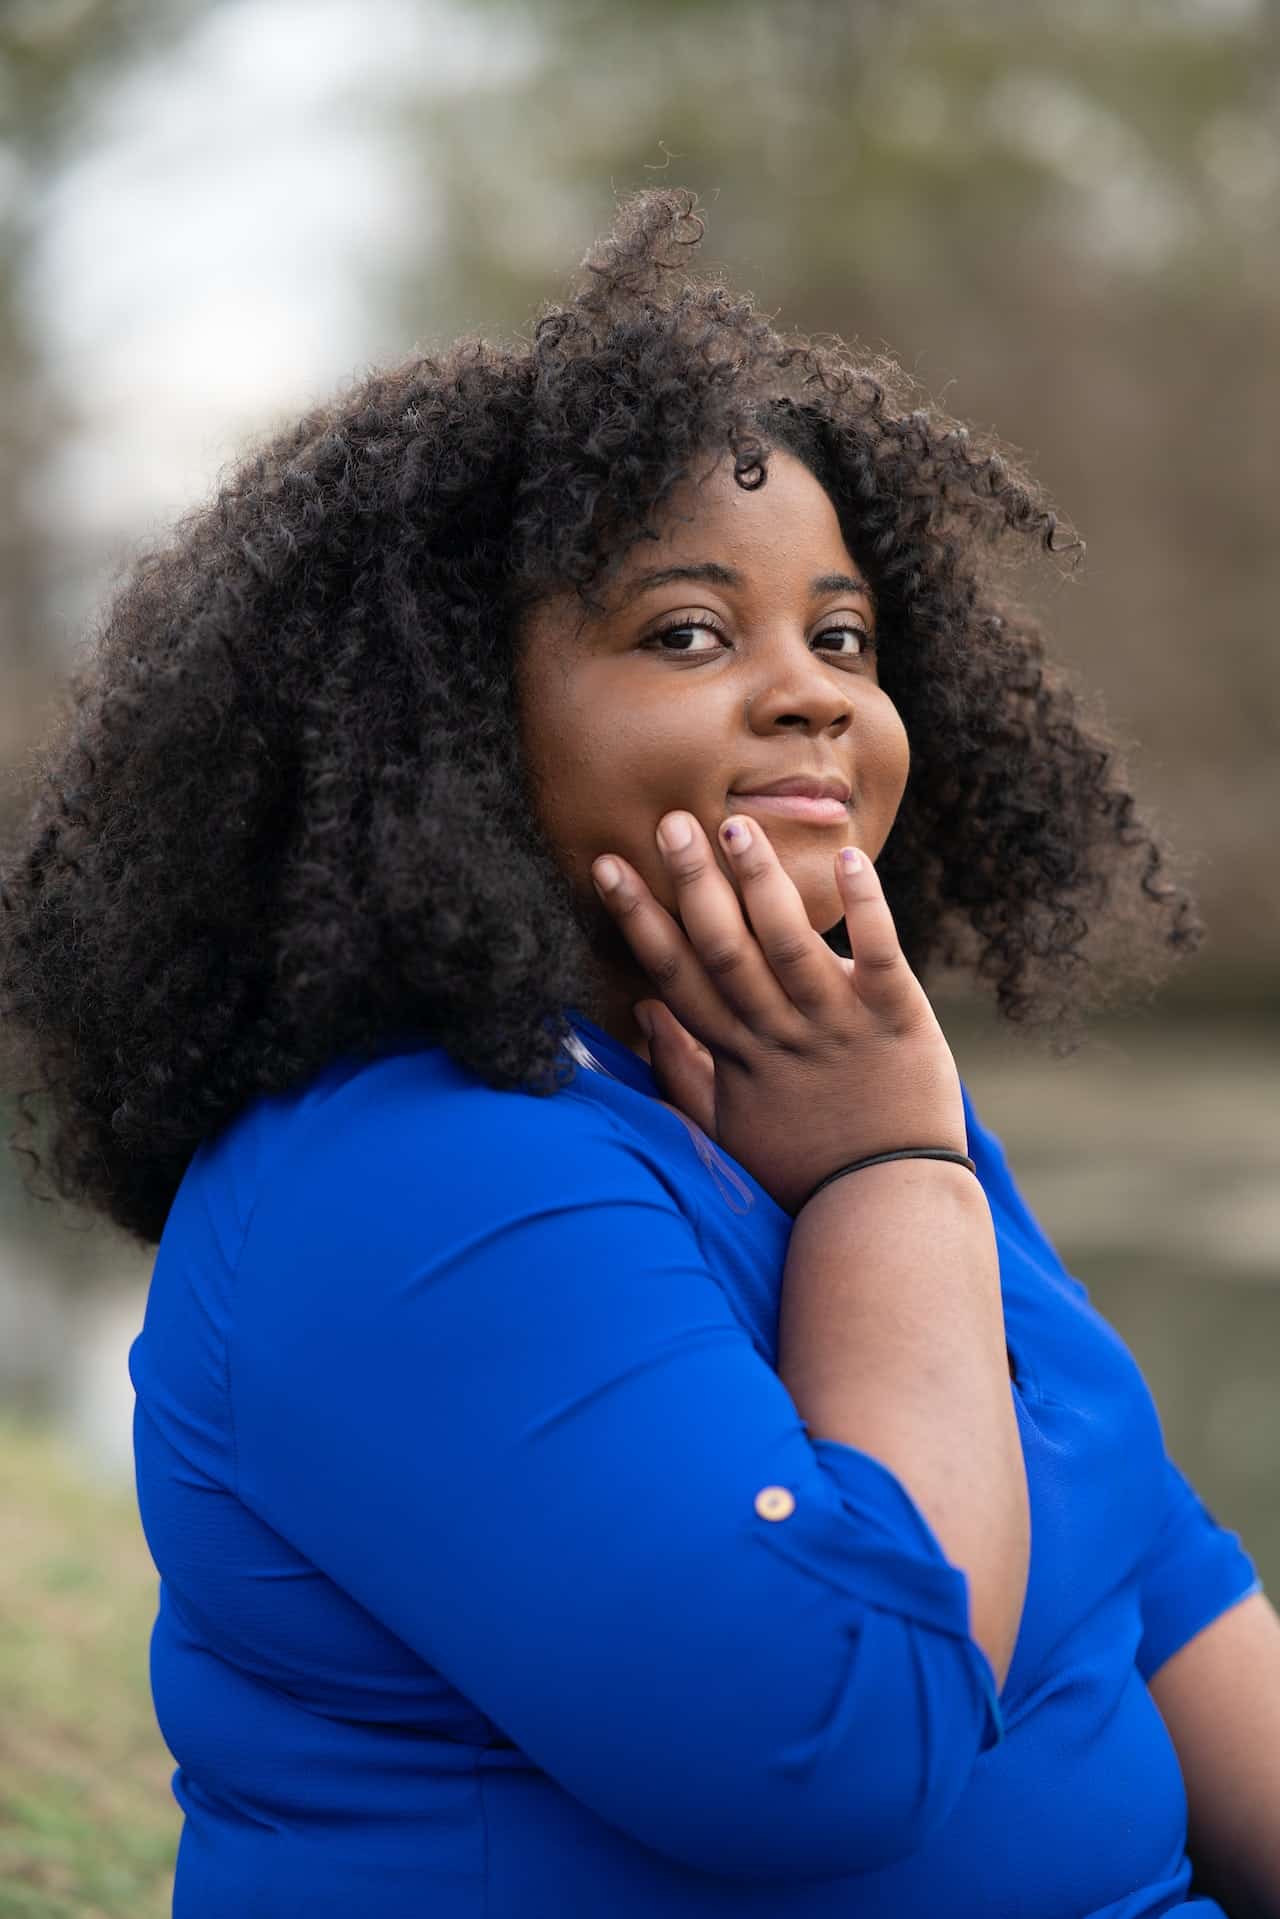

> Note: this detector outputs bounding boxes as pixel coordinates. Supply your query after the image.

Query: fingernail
[593,857,622,892]
[720,817,750,849]
[634,1005,653,1038]
[658,813,693,852]
[839,846,863,872]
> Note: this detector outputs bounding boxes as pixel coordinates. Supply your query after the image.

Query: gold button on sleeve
[753,1485,796,1521]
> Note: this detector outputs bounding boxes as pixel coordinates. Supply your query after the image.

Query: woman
[1,188,1276,1917]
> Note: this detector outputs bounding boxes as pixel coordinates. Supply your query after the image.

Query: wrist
[796,1146,978,1217]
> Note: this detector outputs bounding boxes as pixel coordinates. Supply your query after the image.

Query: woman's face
[516,446,911,1051]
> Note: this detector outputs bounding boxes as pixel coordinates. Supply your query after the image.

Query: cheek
[863,698,910,811]
[525,729,655,879]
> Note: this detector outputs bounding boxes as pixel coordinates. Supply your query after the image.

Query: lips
[728,791,850,824]
[731,775,852,803]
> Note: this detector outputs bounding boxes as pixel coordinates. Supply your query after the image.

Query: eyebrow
[616,561,874,606]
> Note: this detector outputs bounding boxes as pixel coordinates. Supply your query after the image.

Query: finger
[652,811,829,1033]
[638,1000,717,1136]
[715,813,858,1019]
[834,847,918,1019]
[590,850,753,1061]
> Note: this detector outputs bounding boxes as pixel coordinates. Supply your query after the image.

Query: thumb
[636,1001,717,1138]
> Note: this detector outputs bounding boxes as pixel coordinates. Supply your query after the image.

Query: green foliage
[0,1417,175,1919]
[394,0,1277,320]
[0,0,209,155]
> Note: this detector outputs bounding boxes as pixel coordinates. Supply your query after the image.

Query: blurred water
[2,1015,1276,1587]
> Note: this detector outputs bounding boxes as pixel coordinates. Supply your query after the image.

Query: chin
[796,887,844,931]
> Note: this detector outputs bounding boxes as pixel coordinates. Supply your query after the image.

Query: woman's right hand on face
[591,810,968,1218]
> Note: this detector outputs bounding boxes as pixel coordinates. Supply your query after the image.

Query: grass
[0,1415,177,1919]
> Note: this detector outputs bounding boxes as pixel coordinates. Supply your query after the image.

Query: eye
[815,623,875,658]
[643,615,876,660]
[644,615,725,655]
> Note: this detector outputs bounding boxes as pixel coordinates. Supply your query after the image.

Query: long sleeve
[225,1060,1001,1884]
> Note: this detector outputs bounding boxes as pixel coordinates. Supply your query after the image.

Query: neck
[592,977,653,1066]
[584,924,655,1066]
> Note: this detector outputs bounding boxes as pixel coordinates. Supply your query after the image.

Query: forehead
[605,449,865,603]
[521,447,868,654]
[641,448,846,547]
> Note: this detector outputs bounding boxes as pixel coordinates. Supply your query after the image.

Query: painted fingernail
[593,858,622,892]
[839,846,863,873]
[658,813,693,852]
[720,818,751,849]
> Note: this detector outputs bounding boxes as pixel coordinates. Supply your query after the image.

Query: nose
[744,645,856,735]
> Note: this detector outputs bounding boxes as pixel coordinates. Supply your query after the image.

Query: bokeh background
[1,1,1277,1911]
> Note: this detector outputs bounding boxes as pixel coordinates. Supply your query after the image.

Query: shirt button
[754,1485,796,1521]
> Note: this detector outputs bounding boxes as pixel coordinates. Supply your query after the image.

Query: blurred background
[0,0,1276,1910]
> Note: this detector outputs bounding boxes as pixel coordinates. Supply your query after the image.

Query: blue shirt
[129,1009,1261,1918]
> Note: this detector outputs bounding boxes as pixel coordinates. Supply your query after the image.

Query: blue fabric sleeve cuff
[1136,1462,1264,1681]
[1138,1554,1263,1682]
[1138,1567,1263,1683]
[754,1432,1005,1750]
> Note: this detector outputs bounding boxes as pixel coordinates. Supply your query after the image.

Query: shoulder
[178,1043,678,1271]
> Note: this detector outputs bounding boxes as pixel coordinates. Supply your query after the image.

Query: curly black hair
[0,187,1199,1247]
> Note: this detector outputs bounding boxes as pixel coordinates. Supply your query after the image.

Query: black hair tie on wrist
[800,1146,978,1212]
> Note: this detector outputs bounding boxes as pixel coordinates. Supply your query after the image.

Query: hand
[591,810,967,1217]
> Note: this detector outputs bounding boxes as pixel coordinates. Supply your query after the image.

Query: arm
[779,1159,1029,1687]
[1148,1591,1280,1919]
[227,1075,1002,1883]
